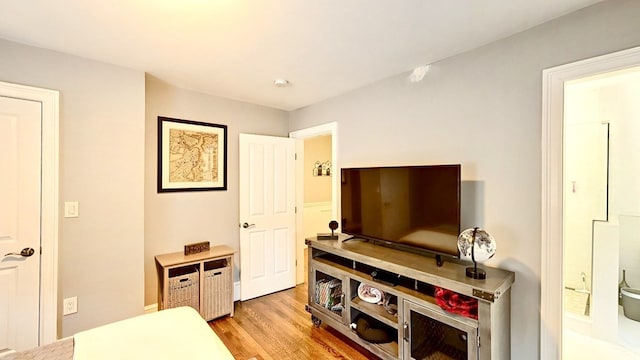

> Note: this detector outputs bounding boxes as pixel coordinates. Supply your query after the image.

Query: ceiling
[0,0,602,111]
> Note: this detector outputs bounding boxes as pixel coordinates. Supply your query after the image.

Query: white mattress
[73,306,234,360]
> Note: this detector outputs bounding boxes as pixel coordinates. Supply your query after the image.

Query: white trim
[303,201,332,209]
[234,281,240,301]
[289,122,338,284]
[294,138,305,285]
[143,304,158,314]
[541,46,640,360]
[0,81,59,345]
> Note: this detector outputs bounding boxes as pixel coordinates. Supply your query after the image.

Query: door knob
[242,222,256,229]
[4,247,35,257]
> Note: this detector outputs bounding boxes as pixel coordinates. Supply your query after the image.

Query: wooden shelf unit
[155,245,235,321]
[306,237,514,360]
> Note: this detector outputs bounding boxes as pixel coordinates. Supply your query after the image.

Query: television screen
[340,165,461,257]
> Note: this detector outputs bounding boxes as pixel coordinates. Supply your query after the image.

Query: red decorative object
[434,287,478,320]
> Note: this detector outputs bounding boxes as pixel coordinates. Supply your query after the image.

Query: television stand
[435,254,443,267]
[305,237,514,360]
[371,269,400,287]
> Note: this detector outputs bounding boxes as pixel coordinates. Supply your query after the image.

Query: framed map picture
[157,117,227,192]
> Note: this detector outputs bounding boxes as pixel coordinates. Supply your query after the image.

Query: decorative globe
[457,228,496,262]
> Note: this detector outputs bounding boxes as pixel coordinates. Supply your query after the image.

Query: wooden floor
[209,284,378,360]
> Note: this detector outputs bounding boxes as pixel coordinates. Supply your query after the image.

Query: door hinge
[295,153,298,160]
[295,206,297,214]
[477,334,481,348]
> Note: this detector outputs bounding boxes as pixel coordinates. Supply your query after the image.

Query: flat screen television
[340,164,461,258]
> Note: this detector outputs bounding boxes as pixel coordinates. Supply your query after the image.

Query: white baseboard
[0,349,17,358]
[144,303,158,314]
[234,281,240,301]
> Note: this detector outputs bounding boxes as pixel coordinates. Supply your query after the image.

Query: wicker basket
[167,269,199,312]
[202,265,232,320]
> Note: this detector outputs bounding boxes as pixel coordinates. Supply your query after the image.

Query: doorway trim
[0,81,59,345]
[540,46,640,359]
[289,122,338,284]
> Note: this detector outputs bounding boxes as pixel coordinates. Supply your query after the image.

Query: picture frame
[157,116,227,192]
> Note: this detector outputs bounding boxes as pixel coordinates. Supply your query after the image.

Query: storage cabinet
[403,300,477,360]
[306,237,514,360]
[155,245,234,321]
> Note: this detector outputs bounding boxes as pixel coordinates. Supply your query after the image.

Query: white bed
[2,307,234,360]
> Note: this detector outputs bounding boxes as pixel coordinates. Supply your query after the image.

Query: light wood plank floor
[209,284,378,360]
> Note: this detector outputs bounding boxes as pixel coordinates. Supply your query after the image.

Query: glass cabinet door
[403,300,478,360]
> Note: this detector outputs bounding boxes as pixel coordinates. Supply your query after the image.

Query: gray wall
[144,76,289,306]
[2,0,639,354]
[0,39,145,337]
[288,1,640,359]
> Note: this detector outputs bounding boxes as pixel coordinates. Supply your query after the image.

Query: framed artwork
[157,116,227,192]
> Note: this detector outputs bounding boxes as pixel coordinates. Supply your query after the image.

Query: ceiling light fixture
[274,79,290,88]
[409,65,431,83]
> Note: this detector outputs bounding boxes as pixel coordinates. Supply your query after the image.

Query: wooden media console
[306,236,514,360]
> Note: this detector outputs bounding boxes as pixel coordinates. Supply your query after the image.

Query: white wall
[288,1,640,358]
[303,203,333,239]
[601,71,640,288]
[0,39,145,337]
[620,216,640,288]
[563,83,609,293]
[144,76,289,306]
[564,67,640,293]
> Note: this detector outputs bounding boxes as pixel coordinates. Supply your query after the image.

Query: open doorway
[301,135,333,281]
[562,66,640,359]
[290,122,338,285]
[541,47,640,359]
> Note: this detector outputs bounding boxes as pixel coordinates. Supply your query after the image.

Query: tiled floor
[564,308,640,359]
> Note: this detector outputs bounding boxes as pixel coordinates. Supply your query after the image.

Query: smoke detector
[274,79,290,88]
[409,65,431,83]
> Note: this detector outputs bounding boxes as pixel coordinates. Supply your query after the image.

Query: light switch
[64,202,79,218]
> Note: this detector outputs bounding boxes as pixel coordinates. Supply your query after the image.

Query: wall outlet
[63,296,78,315]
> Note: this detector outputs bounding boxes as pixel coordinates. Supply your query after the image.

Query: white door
[0,96,42,352]
[239,134,296,301]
